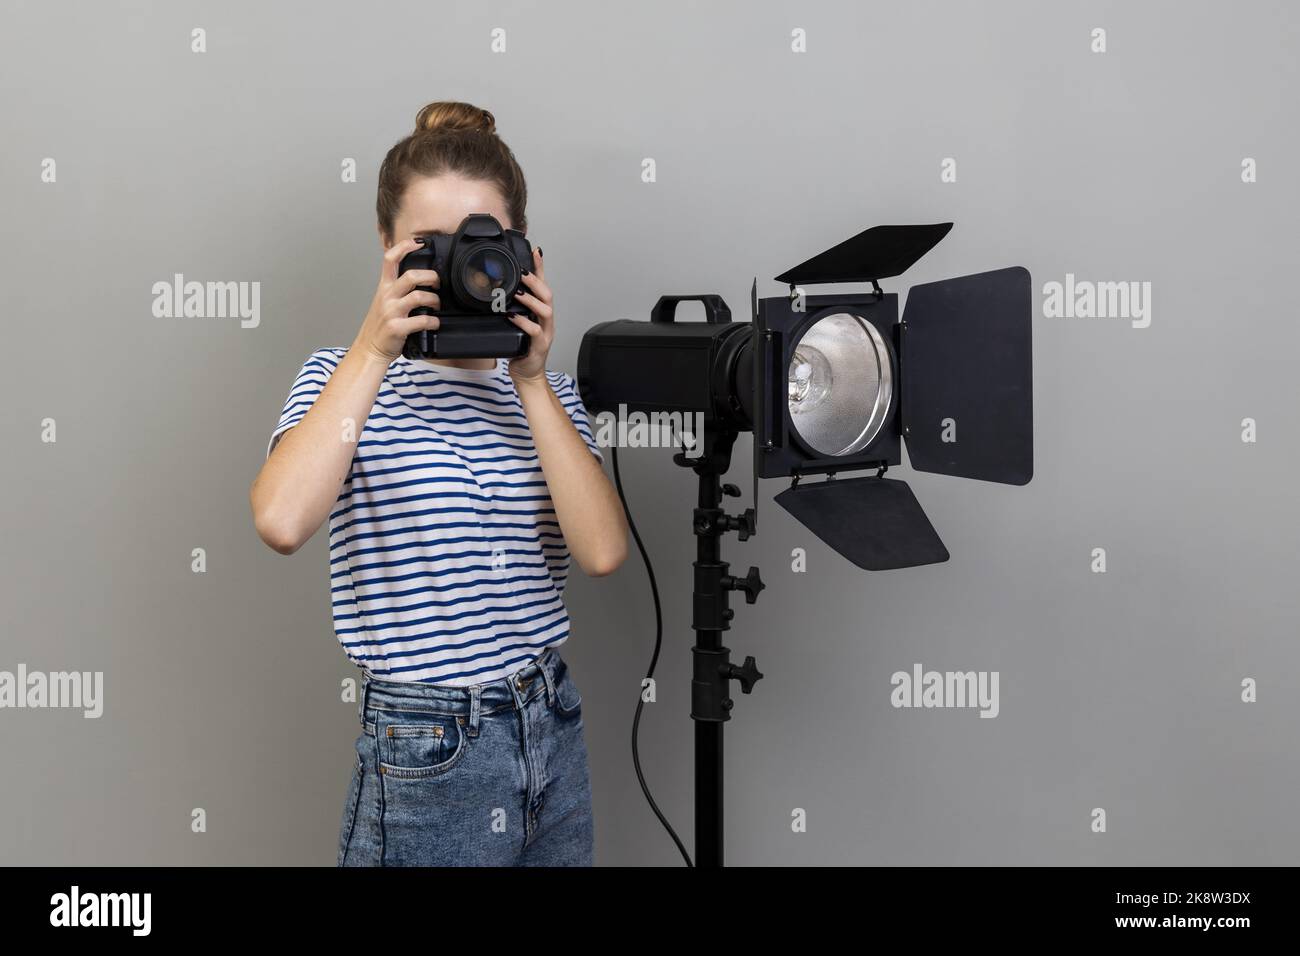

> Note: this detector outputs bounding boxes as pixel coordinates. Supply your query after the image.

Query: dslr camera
[398,213,536,359]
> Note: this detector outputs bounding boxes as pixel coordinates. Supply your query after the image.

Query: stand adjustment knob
[722,509,757,541]
[723,566,764,604]
[724,656,764,694]
[734,508,756,542]
[721,483,742,497]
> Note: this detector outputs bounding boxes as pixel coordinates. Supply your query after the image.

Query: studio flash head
[577,222,1035,571]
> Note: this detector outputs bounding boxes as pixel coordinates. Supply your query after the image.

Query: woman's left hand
[507,248,554,384]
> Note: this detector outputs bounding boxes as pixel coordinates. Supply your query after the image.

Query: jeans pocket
[337,752,364,866]
[553,670,583,717]
[377,711,467,778]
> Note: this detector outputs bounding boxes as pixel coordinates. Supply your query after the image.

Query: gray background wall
[2,0,1297,865]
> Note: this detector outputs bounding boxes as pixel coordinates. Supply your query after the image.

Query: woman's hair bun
[414,101,497,136]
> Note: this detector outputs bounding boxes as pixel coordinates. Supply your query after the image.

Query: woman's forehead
[398,174,512,233]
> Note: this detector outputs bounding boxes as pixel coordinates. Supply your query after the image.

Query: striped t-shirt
[266,348,604,686]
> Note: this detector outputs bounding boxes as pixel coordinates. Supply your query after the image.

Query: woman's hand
[507,248,554,383]
[353,237,442,362]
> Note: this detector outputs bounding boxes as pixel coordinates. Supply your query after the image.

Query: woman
[249,101,628,866]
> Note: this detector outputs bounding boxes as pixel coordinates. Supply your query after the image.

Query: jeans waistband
[358,647,563,736]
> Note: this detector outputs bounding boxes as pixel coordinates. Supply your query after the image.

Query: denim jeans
[337,646,594,866]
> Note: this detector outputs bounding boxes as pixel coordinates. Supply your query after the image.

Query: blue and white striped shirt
[266,348,604,686]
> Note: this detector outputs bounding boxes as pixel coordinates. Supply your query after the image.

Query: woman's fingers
[382,238,423,284]
[506,311,544,340]
[518,268,551,305]
[393,313,441,337]
[391,269,440,297]
[506,254,552,378]
[514,289,552,333]
[394,289,440,315]
[514,290,554,344]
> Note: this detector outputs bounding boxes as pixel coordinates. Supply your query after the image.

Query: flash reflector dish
[787,312,894,457]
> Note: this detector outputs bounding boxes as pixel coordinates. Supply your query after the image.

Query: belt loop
[357,667,369,724]
[468,685,482,736]
[539,650,558,708]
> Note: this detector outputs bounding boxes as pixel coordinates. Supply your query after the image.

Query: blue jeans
[337,646,594,866]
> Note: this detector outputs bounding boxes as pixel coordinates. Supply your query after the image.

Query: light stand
[674,427,763,868]
[577,224,1034,867]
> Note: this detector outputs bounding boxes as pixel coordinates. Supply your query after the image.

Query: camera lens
[458,246,518,307]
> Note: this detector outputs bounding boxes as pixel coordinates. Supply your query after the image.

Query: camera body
[398,213,535,359]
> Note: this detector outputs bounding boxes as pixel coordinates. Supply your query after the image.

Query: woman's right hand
[353,238,442,362]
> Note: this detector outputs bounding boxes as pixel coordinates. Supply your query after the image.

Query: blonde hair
[376,100,528,239]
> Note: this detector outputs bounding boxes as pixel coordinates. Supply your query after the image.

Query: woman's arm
[508,248,629,577]
[250,347,391,554]
[513,373,628,576]
[250,238,439,554]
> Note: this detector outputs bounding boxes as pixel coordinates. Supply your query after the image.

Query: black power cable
[609,445,693,867]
